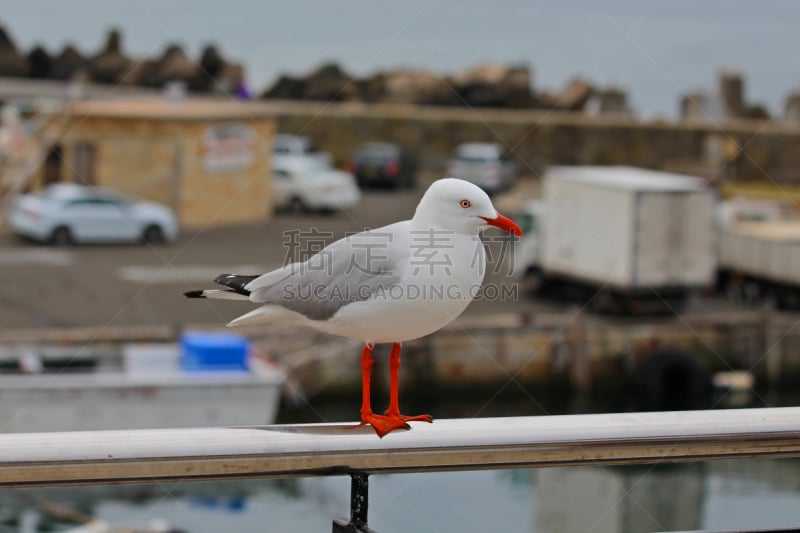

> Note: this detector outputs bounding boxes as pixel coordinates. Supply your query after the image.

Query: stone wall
[271,101,800,183]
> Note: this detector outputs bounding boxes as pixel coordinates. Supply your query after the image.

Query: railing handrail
[0,407,798,488]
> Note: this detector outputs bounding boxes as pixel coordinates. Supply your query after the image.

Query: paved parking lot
[0,186,534,331]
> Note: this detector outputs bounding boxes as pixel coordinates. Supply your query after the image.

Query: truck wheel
[633,348,708,410]
[777,287,800,310]
[589,289,617,314]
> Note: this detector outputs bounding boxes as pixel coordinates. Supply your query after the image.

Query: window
[43,144,63,185]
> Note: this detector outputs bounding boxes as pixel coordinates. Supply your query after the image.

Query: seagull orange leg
[384,342,433,424]
[357,343,409,438]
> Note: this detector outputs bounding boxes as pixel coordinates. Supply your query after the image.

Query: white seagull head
[413,178,523,237]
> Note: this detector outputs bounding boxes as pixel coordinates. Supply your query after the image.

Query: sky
[1,0,798,117]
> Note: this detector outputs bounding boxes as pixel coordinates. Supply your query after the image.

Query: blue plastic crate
[180,331,249,372]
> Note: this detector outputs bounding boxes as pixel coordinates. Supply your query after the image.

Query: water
[4,394,800,533]
[26,458,800,532]
[1,1,799,116]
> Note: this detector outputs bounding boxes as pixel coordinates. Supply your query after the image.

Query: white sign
[200,123,256,173]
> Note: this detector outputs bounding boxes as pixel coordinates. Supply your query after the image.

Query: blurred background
[1,1,800,531]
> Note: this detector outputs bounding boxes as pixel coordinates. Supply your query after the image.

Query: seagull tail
[227,305,299,328]
[183,273,261,301]
[183,289,249,301]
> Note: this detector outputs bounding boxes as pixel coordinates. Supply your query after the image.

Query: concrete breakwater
[253,309,800,408]
[1,309,798,408]
[271,100,800,185]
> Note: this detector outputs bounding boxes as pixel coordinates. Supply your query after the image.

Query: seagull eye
[460,199,471,208]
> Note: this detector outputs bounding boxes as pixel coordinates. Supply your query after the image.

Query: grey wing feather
[247,222,409,320]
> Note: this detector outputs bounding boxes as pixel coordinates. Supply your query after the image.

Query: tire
[142,225,165,245]
[589,289,617,314]
[49,226,73,246]
[290,196,307,213]
[776,286,800,311]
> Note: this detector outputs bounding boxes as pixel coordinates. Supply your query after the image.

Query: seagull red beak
[480,213,523,237]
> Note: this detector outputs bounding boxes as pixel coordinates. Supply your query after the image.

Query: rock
[595,86,631,115]
[719,68,744,118]
[534,89,560,110]
[122,59,154,86]
[0,25,27,77]
[784,92,800,124]
[504,64,535,107]
[27,45,53,79]
[357,72,387,103]
[452,63,510,86]
[217,62,245,93]
[89,28,132,84]
[147,43,198,87]
[556,78,593,112]
[741,103,770,121]
[302,62,357,101]
[379,69,453,105]
[680,92,702,120]
[190,44,226,92]
[51,44,85,80]
[452,63,532,107]
[262,74,306,100]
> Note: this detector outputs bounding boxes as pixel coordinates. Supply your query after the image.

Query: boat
[0,332,285,433]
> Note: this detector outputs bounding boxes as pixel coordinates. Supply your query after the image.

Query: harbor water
[4,393,799,533]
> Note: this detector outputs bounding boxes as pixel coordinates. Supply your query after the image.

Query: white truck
[514,166,717,313]
[718,220,800,309]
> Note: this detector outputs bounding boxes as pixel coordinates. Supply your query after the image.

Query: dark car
[348,142,417,189]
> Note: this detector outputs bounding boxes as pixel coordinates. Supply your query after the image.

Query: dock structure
[0,408,798,532]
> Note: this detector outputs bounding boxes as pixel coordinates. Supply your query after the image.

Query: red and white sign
[200,123,257,173]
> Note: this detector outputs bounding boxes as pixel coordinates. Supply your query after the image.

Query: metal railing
[1,408,799,532]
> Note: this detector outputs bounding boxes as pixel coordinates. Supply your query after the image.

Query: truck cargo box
[541,166,716,290]
[719,220,800,286]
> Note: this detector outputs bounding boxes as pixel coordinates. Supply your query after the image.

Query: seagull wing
[245,221,410,321]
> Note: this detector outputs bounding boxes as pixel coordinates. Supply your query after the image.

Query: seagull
[184,178,522,437]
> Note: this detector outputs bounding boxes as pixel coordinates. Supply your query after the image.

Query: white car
[272,155,361,213]
[447,142,518,194]
[272,134,318,157]
[9,183,179,245]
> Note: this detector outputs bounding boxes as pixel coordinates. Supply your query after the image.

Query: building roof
[65,97,277,121]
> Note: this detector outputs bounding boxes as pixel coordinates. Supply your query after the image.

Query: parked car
[272,155,361,213]
[447,142,517,194]
[8,183,179,245]
[272,134,318,158]
[348,142,417,189]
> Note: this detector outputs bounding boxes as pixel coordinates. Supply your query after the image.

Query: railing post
[332,472,378,533]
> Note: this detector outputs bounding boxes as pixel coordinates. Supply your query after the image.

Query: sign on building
[200,122,257,173]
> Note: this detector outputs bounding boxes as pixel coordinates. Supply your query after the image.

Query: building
[31,97,276,227]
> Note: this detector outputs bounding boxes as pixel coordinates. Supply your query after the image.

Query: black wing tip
[213,273,236,285]
[213,273,257,296]
[183,290,206,299]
